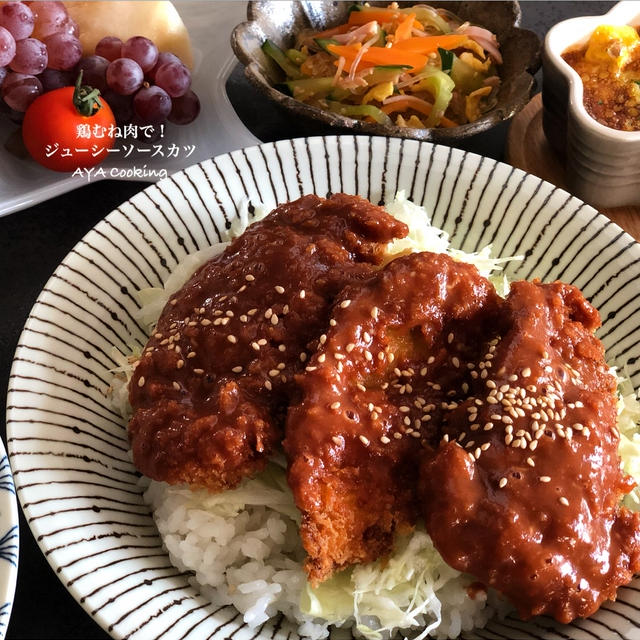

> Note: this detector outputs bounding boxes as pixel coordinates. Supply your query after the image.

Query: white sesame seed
[499,477,508,488]
[318,354,326,363]
[559,496,569,506]
[508,374,518,382]
[271,314,279,325]
[371,306,379,320]
[359,435,370,446]
[269,369,279,377]
[356,383,366,392]
[245,274,255,281]
[172,381,180,391]
[522,367,531,378]
[264,379,272,390]
[137,376,145,387]
[176,360,184,369]
[201,318,212,326]
[227,335,237,344]
[539,476,551,483]
[232,366,243,373]
[486,380,496,389]
[330,401,341,410]
[380,435,390,444]
[305,366,317,372]
[340,299,351,309]
[274,285,285,294]
[447,332,454,344]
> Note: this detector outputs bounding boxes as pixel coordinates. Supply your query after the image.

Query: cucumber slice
[262,39,302,79]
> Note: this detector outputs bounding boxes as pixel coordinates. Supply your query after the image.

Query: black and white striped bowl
[7,135,640,640]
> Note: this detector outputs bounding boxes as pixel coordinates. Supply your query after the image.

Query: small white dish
[542,1,640,209]
[0,1,258,218]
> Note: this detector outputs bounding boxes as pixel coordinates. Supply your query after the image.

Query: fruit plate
[0,440,18,640]
[0,1,258,217]
[7,134,640,640]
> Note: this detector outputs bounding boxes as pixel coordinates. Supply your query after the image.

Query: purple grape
[31,1,68,40]
[59,17,78,37]
[95,36,122,62]
[148,51,180,81]
[10,37,47,74]
[154,61,191,98]
[121,36,158,73]
[75,55,109,93]
[0,2,35,40]
[106,57,143,95]
[102,88,133,125]
[168,89,200,125]
[1,71,42,111]
[44,32,82,70]
[133,84,171,123]
[38,67,72,91]
[0,25,16,67]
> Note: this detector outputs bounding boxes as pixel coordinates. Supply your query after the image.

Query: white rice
[111,193,640,639]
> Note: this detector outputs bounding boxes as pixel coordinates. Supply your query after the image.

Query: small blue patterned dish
[0,441,18,640]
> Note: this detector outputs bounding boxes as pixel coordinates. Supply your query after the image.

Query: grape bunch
[92,34,200,129]
[0,0,200,129]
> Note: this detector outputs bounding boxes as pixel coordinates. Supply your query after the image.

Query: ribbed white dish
[542,1,640,209]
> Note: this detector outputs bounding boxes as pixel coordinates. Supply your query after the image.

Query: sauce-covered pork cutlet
[285,251,503,583]
[128,193,408,491]
[420,281,640,622]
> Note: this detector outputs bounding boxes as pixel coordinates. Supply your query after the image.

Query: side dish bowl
[231,1,540,144]
[543,1,640,209]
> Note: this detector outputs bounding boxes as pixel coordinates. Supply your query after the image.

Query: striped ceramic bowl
[6,135,640,639]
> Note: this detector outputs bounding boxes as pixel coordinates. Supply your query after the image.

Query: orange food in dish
[562,24,640,131]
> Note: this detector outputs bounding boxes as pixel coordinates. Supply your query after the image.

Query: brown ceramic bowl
[231,1,541,143]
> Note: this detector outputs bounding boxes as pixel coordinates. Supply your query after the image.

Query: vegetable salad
[262,2,502,129]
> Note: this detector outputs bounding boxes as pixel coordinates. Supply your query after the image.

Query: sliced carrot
[327,43,427,72]
[381,97,458,127]
[392,35,468,54]
[394,13,415,43]
[312,23,353,39]
[347,8,400,26]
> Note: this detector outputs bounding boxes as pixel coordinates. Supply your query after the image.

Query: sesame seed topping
[329,319,337,326]
[275,285,285,294]
[359,435,370,446]
[305,366,317,372]
[559,496,569,506]
[200,318,212,326]
[340,299,351,309]
[193,368,204,375]
[227,335,237,344]
[371,306,379,320]
[271,314,279,325]
[539,476,551,483]
[356,383,366,392]
[172,381,180,391]
[447,332,454,344]
[330,401,341,410]
[499,477,508,488]
[299,289,306,299]
[332,436,341,445]
[380,436,391,444]
[394,432,402,440]
[269,369,279,377]
[232,366,243,373]
[245,274,255,281]
[508,374,518,382]
[264,379,272,390]
[522,367,531,378]
[176,360,184,369]
[318,354,326,363]
[364,350,373,361]
[138,376,145,387]
[526,457,535,467]
[170,298,177,305]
